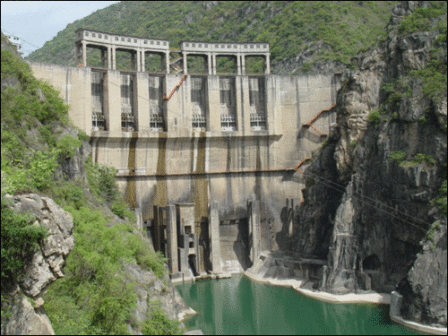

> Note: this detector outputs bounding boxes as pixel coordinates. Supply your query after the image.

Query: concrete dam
[29,28,341,280]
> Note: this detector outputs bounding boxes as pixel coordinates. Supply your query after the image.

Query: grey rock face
[123,261,191,334]
[2,290,54,335]
[293,1,447,327]
[6,194,75,297]
[2,193,75,335]
[398,221,447,327]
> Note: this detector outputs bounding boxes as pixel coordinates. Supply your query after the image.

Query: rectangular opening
[249,77,267,130]
[121,73,136,131]
[148,75,165,131]
[191,76,207,130]
[91,71,106,130]
[219,77,237,131]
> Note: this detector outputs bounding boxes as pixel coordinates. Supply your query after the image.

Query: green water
[176,274,422,335]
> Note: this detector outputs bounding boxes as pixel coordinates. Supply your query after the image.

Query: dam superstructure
[28,29,340,279]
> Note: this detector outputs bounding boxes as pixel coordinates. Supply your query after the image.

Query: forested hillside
[1,33,185,334]
[27,1,397,74]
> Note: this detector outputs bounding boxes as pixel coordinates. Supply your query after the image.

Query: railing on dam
[75,28,270,75]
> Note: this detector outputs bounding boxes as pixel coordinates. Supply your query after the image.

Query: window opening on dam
[121,73,137,131]
[249,77,267,130]
[245,55,267,75]
[186,54,208,74]
[216,55,237,74]
[116,48,138,72]
[144,52,166,73]
[191,76,208,130]
[148,75,166,131]
[91,70,106,130]
[85,45,108,68]
[220,77,237,131]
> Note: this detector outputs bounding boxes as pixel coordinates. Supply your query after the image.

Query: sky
[1,1,120,57]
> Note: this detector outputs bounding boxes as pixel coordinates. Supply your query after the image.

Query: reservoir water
[176,274,422,335]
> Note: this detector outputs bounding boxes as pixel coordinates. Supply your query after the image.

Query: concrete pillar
[241,54,246,75]
[107,46,111,69]
[237,54,241,75]
[241,76,251,134]
[235,76,243,133]
[209,202,222,274]
[207,76,221,133]
[265,76,278,134]
[82,41,87,67]
[104,70,122,134]
[248,200,261,263]
[134,207,143,230]
[165,52,170,74]
[136,49,141,72]
[112,47,116,70]
[207,53,212,75]
[183,52,188,74]
[265,53,270,75]
[141,51,145,72]
[212,53,217,75]
[165,205,179,273]
[136,72,150,132]
[153,205,162,252]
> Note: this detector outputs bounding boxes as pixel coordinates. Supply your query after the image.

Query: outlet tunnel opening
[363,254,381,271]
[189,254,198,276]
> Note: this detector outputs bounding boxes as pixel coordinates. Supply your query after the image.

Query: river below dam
[176,274,422,335]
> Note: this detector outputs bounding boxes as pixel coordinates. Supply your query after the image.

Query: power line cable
[1,28,42,51]
[299,168,432,232]
[302,167,434,228]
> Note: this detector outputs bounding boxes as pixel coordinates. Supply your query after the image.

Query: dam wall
[29,61,340,274]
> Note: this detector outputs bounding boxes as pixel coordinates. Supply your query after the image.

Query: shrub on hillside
[1,194,47,291]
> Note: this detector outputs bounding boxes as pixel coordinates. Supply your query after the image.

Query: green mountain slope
[27,1,397,72]
[1,33,182,334]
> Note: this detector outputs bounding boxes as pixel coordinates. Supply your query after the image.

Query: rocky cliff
[293,0,446,328]
[1,194,75,335]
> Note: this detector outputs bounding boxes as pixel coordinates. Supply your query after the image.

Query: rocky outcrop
[293,1,447,328]
[2,290,54,335]
[2,194,75,335]
[272,42,347,76]
[123,262,194,334]
[398,220,447,327]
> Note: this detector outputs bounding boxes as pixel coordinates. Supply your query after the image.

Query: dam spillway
[28,30,340,278]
